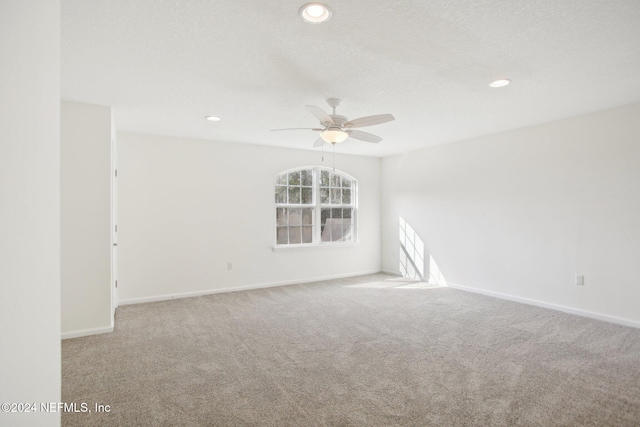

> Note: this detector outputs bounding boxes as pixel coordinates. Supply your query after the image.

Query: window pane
[331,173,341,187]
[321,225,331,242]
[288,171,300,185]
[342,177,351,188]
[331,188,341,204]
[289,208,302,226]
[277,227,288,245]
[302,226,313,243]
[289,226,302,244]
[321,208,330,225]
[342,225,352,241]
[302,208,313,225]
[342,189,351,204]
[332,208,342,219]
[276,208,287,225]
[319,188,329,204]
[301,169,313,186]
[322,216,348,242]
[276,174,287,185]
[288,187,300,204]
[275,186,287,203]
[320,170,330,187]
[301,187,313,204]
[343,208,352,220]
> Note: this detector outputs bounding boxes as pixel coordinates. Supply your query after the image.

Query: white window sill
[272,242,360,252]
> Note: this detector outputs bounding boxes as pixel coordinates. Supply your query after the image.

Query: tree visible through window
[275,167,356,246]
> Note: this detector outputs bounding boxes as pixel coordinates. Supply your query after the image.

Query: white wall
[381,102,640,325]
[0,1,61,425]
[118,132,381,303]
[61,101,113,337]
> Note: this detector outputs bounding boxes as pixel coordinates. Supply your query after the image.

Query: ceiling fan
[272,98,395,147]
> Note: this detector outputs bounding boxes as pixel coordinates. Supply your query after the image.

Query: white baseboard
[381,269,402,276]
[62,325,114,340]
[119,269,382,306]
[447,282,640,329]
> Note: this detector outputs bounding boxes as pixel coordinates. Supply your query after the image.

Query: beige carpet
[62,274,640,426]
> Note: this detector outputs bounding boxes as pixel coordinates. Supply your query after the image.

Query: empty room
[2,0,640,426]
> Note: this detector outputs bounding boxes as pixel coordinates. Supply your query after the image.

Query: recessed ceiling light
[205,116,221,122]
[299,3,332,24]
[489,79,511,88]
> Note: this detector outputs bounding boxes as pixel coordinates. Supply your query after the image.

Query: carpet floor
[62,274,640,426]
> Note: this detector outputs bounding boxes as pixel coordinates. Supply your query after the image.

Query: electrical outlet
[227,262,233,270]
[575,274,584,286]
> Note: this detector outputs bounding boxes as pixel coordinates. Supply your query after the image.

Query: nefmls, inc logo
[41,402,89,413]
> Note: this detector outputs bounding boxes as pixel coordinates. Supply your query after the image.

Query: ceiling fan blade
[306,105,334,126]
[346,130,383,143]
[343,114,395,128]
[313,138,326,147]
[271,128,322,131]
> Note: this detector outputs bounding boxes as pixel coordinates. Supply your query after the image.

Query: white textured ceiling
[62,0,640,157]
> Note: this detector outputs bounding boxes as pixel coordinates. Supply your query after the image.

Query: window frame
[275,166,357,247]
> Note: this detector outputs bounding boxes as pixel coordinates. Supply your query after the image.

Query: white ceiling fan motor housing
[329,115,347,127]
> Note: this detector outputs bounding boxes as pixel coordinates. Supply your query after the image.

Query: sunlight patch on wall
[399,216,424,280]
[398,216,448,286]
[428,255,447,287]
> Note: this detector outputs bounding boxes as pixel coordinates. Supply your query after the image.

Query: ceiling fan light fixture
[321,128,348,144]
[299,3,332,24]
[489,79,511,88]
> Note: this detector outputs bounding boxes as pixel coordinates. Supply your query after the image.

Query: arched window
[275,167,357,246]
